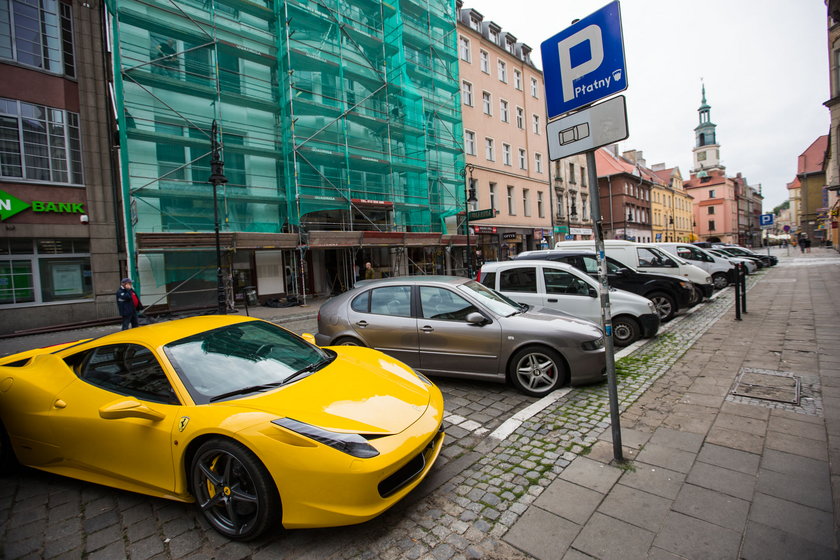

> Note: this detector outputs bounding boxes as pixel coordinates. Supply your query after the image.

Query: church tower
[691,84,724,175]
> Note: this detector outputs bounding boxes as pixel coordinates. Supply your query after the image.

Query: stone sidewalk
[503,248,840,559]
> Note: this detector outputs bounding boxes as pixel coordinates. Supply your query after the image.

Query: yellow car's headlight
[272,418,380,458]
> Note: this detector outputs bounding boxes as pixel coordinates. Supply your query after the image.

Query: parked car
[707,248,758,274]
[0,316,445,541]
[717,245,777,267]
[652,242,735,289]
[478,260,659,347]
[553,240,714,303]
[315,276,607,397]
[513,249,695,322]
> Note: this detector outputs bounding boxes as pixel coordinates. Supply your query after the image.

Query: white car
[479,260,660,347]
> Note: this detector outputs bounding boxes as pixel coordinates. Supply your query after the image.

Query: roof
[595,148,667,185]
[787,177,801,190]
[797,135,828,175]
[684,171,728,188]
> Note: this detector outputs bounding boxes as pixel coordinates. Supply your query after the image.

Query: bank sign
[0,190,85,221]
[541,1,627,119]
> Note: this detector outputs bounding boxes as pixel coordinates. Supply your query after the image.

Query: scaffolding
[106,0,464,305]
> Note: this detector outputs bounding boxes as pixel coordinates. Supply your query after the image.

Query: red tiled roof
[787,177,801,190]
[797,135,828,175]
[595,148,667,185]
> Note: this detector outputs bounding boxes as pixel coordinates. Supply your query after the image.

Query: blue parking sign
[541,1,628,119]
[759,213,774,227]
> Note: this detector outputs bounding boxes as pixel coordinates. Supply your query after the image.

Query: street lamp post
[208,120,228,315]
[461,164,477,278]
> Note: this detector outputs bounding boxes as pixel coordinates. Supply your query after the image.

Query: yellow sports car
[0,316,445,540]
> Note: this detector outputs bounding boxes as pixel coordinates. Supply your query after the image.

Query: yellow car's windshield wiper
[284,356,333,385]
[209,382,283,402]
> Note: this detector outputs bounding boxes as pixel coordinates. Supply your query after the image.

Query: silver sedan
[315,276,606,397]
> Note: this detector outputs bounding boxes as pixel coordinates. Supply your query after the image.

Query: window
[532,114,540,134]
[707,206,715,215]
[489,183,496,210]
[419,286,478,321]
[709,189,716,198]
[0,98,83,184]
[502,143,511,166]
[489,29,499,44]
[464,130,476,155]
[499,99,509,122]
[543,269,591,296]
[459,36,471,61]
[505,38,515,53]
[507,185,515,215]
[480,49,489,73]
[370,285,412,317]
[530,77,538,97]
[518,148,527,170]
[482,91,492,115]
[497,60,507,82]
[515,107,524,129]
[485,137,494,161]
[537,191,544,218]
[523,189,530,216]
[499,267,537,293]
[469,16,481,31]
[636,248,676,268]
[580,166,586,187]
[462,81,473,106]
[1,0,75,76]
[74,344,178,405]
[514,69,522,90]
[534,153,543,174]
[0,238,92,306]
[708,220,716,231]
[569,162,576,184]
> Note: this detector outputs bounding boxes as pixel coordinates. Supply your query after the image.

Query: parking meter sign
[541,1,627,119]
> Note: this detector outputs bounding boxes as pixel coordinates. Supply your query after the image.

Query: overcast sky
[468,0,828,210]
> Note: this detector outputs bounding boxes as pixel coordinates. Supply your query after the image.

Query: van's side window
[499,267,537,292]
[544,269,590,296]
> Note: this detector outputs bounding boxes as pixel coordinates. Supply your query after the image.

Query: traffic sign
[468,208,495,221]
[541,1,627,119]
[759,213,774,227]
[783,225,790,232]
[546,95,628,160]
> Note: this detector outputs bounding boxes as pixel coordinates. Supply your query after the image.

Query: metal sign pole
[586,150,624,463]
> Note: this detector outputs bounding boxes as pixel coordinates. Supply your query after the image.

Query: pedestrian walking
[116,278,143,330]
[799,234,807,253]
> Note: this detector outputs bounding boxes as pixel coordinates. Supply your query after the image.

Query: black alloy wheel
[191,439,280,541]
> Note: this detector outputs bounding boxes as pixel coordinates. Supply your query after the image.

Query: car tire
[508,346,568,397]
[332,337,366,347]
[0,419,18,475]
[647,292,676,322]
[712,272,729,290]
[191,438,280,541]
[612,316,640,347]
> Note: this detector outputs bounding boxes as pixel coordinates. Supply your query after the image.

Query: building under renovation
[106,0,465,309]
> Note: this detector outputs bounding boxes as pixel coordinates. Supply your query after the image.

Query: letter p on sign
[557,25,603,103]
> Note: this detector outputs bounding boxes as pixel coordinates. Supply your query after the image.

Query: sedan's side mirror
[465,312,487,325]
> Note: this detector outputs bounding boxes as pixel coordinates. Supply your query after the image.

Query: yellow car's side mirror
[301,333,316,345]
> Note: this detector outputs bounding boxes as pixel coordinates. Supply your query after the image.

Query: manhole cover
[732,371,800,404]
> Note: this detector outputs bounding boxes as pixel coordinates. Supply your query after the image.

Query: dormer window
[469,16,481,31]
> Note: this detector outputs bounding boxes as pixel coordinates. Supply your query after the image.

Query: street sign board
[546,95,628,161]
[541,1,627,119]
[468,208,495,221]
[759,213,774,227]
[554,225,570,234]
[565,234,575,240]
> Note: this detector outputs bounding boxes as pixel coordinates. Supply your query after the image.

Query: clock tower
[691,84,724,175]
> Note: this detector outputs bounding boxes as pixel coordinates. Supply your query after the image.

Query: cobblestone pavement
[0,263,772,560]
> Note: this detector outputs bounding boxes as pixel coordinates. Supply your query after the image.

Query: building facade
[651,165,694,242]
[795,135,828,244]
[0,0,122,334]
[107,0,464,308]
[825,0,840,249]
[456,5,551,263]
[594,147,653,242]
[552,155,593,242]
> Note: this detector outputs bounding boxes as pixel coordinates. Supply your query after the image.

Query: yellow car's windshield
[164,322,331,404]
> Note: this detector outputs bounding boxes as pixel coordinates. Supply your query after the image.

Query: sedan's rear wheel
[612,316,640,347]
[333,337,366,347]
[191,439,280,541]
[508,346,567,397]
[647,292,676,322]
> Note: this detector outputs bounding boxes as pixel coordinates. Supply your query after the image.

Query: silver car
[315,276,606,397]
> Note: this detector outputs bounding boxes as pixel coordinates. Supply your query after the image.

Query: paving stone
[755,466,833,512]
[748,493,835,548]
[596,484,672,532]
[696,443,760,475]
[533,479,603,524]
[557,457,621,494]
[503,507,580,560]
[765,431,828,461]
[597,426,652,449]
[767,415,827,441]
[571,512,654,560]
[761,448,830,479]
[648,426,705,453]
[705,425,765,454]
[634,443,697,474]
[619,462,686,500]
[686,461,756,501]
[672,483,750,531]
[740,520,836,560]
[652,511,741,560]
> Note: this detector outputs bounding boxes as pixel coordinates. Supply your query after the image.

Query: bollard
[734,265,742,321]
[740,264,747,314]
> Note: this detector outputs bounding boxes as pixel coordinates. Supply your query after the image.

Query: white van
[553,240,713,302]
[479,260,660,346]
[653,243,735,290]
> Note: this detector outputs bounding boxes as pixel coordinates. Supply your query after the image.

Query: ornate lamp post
[208,120,228,315]
[460,164,477,277]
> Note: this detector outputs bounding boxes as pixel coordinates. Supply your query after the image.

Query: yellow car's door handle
[54,399,67,409]
[99,399,166,422]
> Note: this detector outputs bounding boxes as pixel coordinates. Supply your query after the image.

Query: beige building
[825,0,840,249]
[651,166,694,242]
[457,5,551,260]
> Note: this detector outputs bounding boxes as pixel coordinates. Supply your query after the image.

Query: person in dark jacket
[116,278,143,330]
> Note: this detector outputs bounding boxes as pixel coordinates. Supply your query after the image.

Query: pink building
[685,171,740,243]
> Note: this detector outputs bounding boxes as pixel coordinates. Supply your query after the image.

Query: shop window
[0,238,92,306]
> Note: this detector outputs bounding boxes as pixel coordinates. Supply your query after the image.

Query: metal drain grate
[731,370,800,405]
